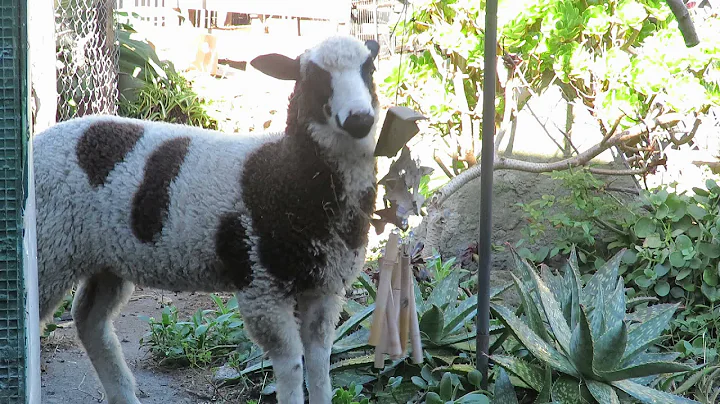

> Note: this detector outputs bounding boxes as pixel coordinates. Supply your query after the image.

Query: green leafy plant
[115,13,218,130]
[491,245,698,403]
[139,294,253,368]
[332,382,370,404]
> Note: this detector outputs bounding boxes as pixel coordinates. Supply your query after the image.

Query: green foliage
[414,367,491,403]
[332,382,370,404]
[327,270,510,400]
[491,246,697,403]
[116,13,218,130]
[139,294,253,368]
[382,0,720,185]
[519,171,720,307]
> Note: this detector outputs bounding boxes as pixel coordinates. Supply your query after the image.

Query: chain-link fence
[55,0,118,121]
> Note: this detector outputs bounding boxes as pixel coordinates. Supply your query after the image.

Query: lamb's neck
[287,125,377,200]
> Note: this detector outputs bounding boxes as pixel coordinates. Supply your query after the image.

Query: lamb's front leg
[237,286,305,404]
[298,292,343,404]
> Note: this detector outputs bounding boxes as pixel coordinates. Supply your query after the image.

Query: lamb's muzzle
[34,35,381,404]
[339,111,375,138]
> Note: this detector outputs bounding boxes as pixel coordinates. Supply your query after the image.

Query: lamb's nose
[342,113,374,139]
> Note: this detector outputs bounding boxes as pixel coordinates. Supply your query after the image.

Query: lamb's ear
[250,53,300,81]
[365,40,380,60]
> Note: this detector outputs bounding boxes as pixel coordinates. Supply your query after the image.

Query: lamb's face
[251,36,381,153]
[300,36,380,141]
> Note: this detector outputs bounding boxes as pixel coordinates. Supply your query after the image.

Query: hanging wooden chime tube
[368,232,423,368]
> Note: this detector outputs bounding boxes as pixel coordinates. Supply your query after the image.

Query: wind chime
[367,232,423,367]
[369,105,429,367]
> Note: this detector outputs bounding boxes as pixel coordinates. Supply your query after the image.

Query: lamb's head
[251,36,381,154]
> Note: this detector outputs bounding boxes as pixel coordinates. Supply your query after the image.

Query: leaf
[704,267,719,287]
[526,264,574,356]
[644,234,663,249]
[687,205,708,220]
[491,355,546,392]
[332,328,370,355]
[569,305,595,377]
[455,393,490,403]
[699,242,720,259]
[443,293,477,335]
[427,268,462,311]
[634,276,653,289]
[493,368,520,404]
[335,303,375,341]
[551,375,594,404]
[584,249,624,303]
[634,217,656,238]
[439,372,452,401]
[510,272,550,342]
[490,304,579,377]
[676,234,693,251]
[654,281,670,297]
[586,380,620,404]
[676,268,692,281]
[669,251,686,267]
[419,305,445,343]
[611,379,701,404]
[593,321,628,373]
[622,304,678,362]
[701,283,720,303]
[603,278,627,333]
[597,361,693,381]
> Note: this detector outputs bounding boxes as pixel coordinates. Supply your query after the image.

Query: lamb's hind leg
[298,292,343,404]
[72,271,140,404]
[237,285,304,404]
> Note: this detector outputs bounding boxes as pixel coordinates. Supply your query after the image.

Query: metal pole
[476,0,498,390]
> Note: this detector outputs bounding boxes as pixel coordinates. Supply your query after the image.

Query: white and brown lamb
[34,35,381,404]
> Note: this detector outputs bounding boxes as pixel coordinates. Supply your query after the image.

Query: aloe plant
[322,269,510,392]
[491,246,699,403]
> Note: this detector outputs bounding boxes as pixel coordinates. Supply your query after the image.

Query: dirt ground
[40,288,259,404]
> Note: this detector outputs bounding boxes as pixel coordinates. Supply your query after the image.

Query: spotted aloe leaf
[587,284,605,338]
[493,368,520,404]
[622,303,678,363]
[597,360,694,382]
[490,303,579,377]
[592,321,627,373]
[611,379,701,404]
[564,253,583,330]
[443,294,477,335]
[419,304,445,344]
[490,354,546,392]
[586,380,620,404]
[541,264,565,309]
[568,304,594,377]
[426,268,462,311]
[510,272,550,342]
[526,265,574,356]
[602,278,627,335]
[583,249,625,303]
[550,375,594,404]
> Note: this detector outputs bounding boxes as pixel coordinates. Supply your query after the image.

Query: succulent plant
[491,246,699,403]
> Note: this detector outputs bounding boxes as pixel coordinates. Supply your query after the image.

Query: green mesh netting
[0,0,28,401]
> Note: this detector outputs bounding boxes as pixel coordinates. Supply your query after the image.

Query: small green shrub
[492,245,697,403]
[519,171,720,305]
[116,14,218,130]
[139,294,253,368]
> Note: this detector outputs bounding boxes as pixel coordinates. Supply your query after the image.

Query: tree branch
[665,0,700,48]
[430,113,683,207]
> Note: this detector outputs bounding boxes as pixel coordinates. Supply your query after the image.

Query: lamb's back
[33,115,280,291]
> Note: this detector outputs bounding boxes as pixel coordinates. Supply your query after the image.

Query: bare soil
[40,288,262,404]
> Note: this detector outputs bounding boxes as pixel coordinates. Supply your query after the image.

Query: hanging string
[388,1,410,106]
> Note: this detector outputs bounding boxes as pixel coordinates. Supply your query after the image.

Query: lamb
[34,35,381,404]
